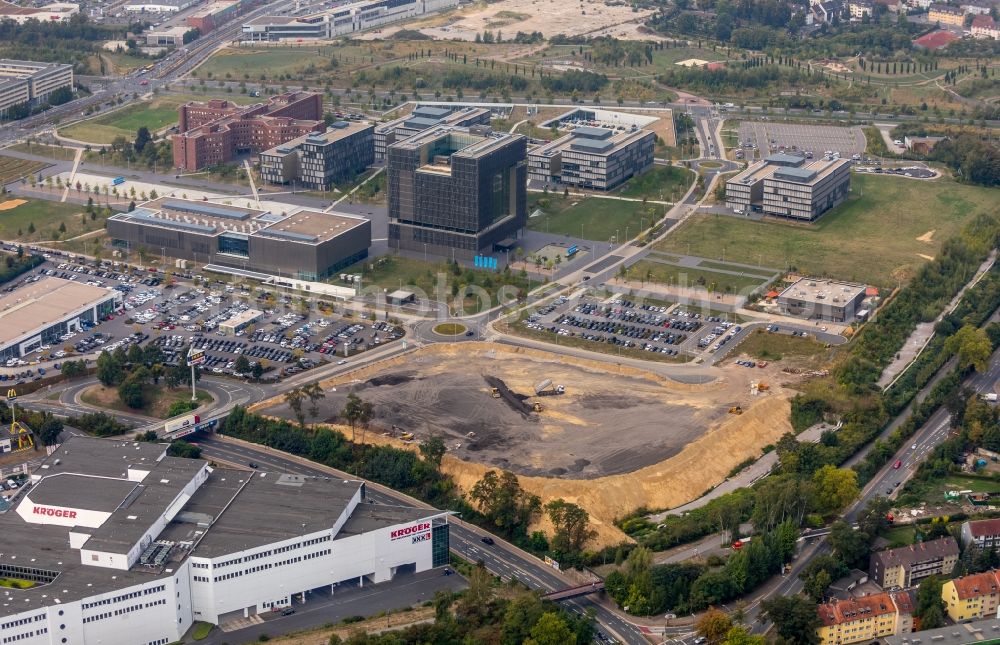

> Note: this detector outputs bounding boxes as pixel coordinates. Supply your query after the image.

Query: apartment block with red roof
[961,519,1000,550]
[816,592,915,645]
[942,571,1000,622]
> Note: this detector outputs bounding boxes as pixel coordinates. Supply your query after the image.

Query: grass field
[8,142,76,160]
[59,93,257,144]
[0,198,93,242]
[732,329,830,362]
[528,193,665,242]
[657,174,998,287]
[628,259,770,294]
[80,385,213,420]
[615,165,693,201]
[0,156,48,186]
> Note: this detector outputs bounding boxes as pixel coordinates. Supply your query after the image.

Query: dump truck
[534,379,565,396]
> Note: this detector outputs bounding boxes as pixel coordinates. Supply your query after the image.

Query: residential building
[242,0,459,41]
[961,519,1000,550]
[816,592,915,645]
[962,0,993,14]
[387,126,527,260]
[259,120,374,191]
[813,1,842,22]
[929,3,965,25]
[0,59,73,117]
[0,436,451,645]
[0,277,122,362]
[106,197,370,280]
[527,125,655,192]
[171,92,323,171]
[870,537,960,589]
[0,1,78,24]
[971,14,1000,38]
[776,278,868,322]
[885,616,1000,645]
[849,0,874,17]
[374,105,491,161]
[725,153,851,221]
[942,570,1000,622]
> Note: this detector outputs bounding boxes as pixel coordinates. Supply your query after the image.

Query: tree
[302,381,325,420]
[545,499,596,554]
[722,626,764,645]
[117,379,145,409]
[251,361,264,381]
[96,350,122,386]
[696,607,733,645]
[469,469,541,539]
[233,354,251,375]
[811,465,859,514]
[916,576,947,629]
[419,435,447,468]
[341,392,373,443]
[37,414,64,446]
[760,596,821,645]
[525,611,575,645]
[284,387,306,428]
[828,520,870,568]
[946,324,992,372]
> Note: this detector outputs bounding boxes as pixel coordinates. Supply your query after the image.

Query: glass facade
[431,522,450,568]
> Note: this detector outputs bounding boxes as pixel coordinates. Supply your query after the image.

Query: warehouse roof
[0,277,119,347]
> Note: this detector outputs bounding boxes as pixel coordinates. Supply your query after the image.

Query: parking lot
[0,251,402,386]
[853,165,936,179]
[737,122,866,158]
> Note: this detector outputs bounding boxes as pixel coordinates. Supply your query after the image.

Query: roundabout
[432,322,469,336]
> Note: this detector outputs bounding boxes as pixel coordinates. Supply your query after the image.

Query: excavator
[728,406,743,415]
[490,387,501,398]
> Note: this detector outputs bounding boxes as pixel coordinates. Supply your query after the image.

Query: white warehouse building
[0,437,450,644]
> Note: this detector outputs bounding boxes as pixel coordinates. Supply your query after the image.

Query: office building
[816,592,914,645]
[241,0,459,41]
[527,125,655,191]
[942,571,1000,623]
[0,277,122,362]
[726,153,851,221]
[218,308,263,335]
[0,436,450,645]
[374,105,491,161]
[387,126,527,260]
[186,0,261,33]
[260,121,374,191]
[870,537,960,589]
[171,92,323,171]
[0,59,73,117]
[776,278,868,323]
[0,1,78,24]
[928,2,964,24]
[960,518,1000,550]
[107,197,370,280]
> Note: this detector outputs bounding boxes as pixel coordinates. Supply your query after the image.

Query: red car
[893,460,902,469]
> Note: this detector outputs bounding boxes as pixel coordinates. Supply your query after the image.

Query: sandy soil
[0,199,26,211]
[254,344,797,546]
[364,0,655,41]
[916,230,935,243]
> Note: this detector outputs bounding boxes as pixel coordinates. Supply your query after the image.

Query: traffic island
[432,322,468,336]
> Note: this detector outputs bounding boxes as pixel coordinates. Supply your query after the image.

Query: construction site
[255,344,799,543]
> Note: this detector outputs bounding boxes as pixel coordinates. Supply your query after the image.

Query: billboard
[186,348,206,367]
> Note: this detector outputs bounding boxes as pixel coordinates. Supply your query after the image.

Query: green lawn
[628,259,770,295]
[615,165,693,201]
[0,199,95,242]
[528,193,666,242]
[732,329,830,362]
[59,93,257,144]
[883,525,916,548]
[697,259,775,277]
[0,156,48,186]
[8,142,76,161]
[658,174,998,287]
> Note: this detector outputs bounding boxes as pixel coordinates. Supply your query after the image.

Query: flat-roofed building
[0,1,78,24]
[870,537,960,589]
[726,153,851,221]
[260,120,374,190]
[527,125,655,191]
[387,125,526,260]
[0,435,451,645]
[171,92,323,171]
[776,277,867,322]
[106,197,370,280]
[124,0,195,12]
[816,592,914,645]
[0,277,122,362]
[241,0,459,42]
[374,105,491,161]
[218,308,263,334]
[0,58,73,117]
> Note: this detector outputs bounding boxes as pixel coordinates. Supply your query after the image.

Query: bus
[111,176,125,186]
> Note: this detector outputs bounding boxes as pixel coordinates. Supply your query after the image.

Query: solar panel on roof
[162,200,253,221]
[131,211,217,234]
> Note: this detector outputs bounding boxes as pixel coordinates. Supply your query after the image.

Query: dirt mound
[367,373,415,386]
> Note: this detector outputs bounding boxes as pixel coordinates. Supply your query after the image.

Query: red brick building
[171,91,324,171]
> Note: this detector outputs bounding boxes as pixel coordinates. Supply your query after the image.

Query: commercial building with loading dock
[107,197,370,280]
[725,153,851,221]
[0,436,451,645]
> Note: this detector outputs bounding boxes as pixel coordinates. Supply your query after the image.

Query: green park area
[627,258,770,294]
[528,193,665,242]
[733,329,830,362]
[0,198,97,243]
[615,165,693,201]
[59,93,257,145]
[658,174,998,287]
